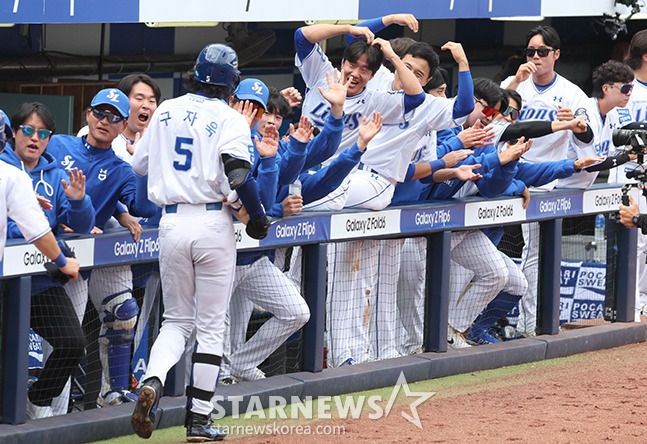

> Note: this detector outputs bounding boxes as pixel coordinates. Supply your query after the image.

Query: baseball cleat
[465,327,500,346]
[186,411,227,442]
[447,326,471,349]
[131,377,162,439]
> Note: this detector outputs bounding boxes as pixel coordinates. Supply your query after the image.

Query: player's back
[143,93,252,206]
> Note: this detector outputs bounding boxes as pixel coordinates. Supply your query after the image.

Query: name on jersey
[158,109,220,138]
[414,209,451,228]
[310,102,362,130]
[519,108,558,121]
[113,237,160,259]
[275,220,317,240]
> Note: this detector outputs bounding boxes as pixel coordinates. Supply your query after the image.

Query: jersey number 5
[173,137,193,171]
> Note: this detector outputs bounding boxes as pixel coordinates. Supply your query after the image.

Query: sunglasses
[501,106,520,121]
[525,47,555,58]
[91,107,125,124]
[475,98,500,118]
[19,125,53,140]
[607,83,634,95]
[250,101,265,118]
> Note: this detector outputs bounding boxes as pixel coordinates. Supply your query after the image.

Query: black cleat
[131,377,163,439]
[186,411,227,442]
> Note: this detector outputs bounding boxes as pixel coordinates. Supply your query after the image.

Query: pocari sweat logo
[212,372,435,431]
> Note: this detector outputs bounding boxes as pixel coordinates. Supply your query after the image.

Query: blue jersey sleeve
[453,70,474,120]
[256,155,279,209]
[302,114,344,170]
[345,17,385,45]
[436,127,464,158]
[515,160,576,187]
[277,138,308,185]
[295,28,316,62]
[404,91,426,114]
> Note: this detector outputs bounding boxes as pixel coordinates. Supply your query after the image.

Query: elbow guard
[222,153,252,190]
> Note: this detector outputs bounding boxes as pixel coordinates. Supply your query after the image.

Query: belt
[164,202,223,214]
[358,163,380,175]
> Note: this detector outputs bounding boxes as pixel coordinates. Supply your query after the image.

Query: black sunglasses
[91,107,125,124]
[502,106,520,121]
[607,83,634,95]
[525,47,555,58]
[19,125,53,140]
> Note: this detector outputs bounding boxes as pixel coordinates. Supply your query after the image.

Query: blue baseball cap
[0,109,12,146]
[234,78,269,110]
[90,88,130,118]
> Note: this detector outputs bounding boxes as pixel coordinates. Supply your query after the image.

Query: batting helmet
[194,44,241,90]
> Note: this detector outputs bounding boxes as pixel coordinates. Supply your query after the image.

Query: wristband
[53,252,68,268]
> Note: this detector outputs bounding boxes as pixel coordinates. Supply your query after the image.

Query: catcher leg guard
[467,292,522,342]
[100,292,139,396]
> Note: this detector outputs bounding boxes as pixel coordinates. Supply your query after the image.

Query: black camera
[612,122,647,153]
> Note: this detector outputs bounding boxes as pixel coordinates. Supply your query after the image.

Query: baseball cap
[234,78,269,110]
[0,109,12,147]
[90,88,130,118]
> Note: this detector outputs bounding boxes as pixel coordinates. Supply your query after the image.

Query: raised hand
[357,112,383,151]
[441,41,468,69]
[574,156,605,170]
[453,163,483,182]
[318,69,351,116]
[254,125,280,157]
[233,100,259,128]
[62,167,86,201]
[290,115,315,143]
[499,137,532,165]
[556,105,574,121]
[348,26,374,44]
[281,87,302,107]
[383,14,419,33]
[514,62,536,84]
[457,124,495,149]
[371,37,397,61]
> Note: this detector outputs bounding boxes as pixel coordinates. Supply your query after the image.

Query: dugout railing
[0,183,638,425]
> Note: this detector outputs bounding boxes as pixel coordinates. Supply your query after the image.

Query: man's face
[86,105,128,149]
[14,112,50,169]
[526,34,559,79]
[393,54,432,91]
[468,98,502,127]
[257,110,283,135]
[341,54,375,97]
[126,82,158,136]
[604,80,634,109]
[496,98,520,124]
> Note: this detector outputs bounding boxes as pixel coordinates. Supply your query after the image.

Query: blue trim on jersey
[345,17,385,45]
[453,70,474,120]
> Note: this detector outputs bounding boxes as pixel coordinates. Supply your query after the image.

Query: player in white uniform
[501,25,595,335]
[608,29,647,320]
[130,44,270,442]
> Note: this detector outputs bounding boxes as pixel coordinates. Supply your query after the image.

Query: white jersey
[361,93,467,182]
[607,78,647,185]
[366,65,394,92]
[501,73,592,190]
[558,97,616,189]
[78,126,133,165]
[132,93,253,206]
[296,43,410,165]
[0,160,51,258]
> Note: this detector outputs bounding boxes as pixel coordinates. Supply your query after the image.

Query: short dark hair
[525,25,561,50]
[117,73,162,103]
[503,89,523,110]
[11,102,56,135]
[183,70,231,100]
[343,40,383,74]
[266,87,291,118]
[403,42,439,79]
[383,37,416,72]
[627,29,647,70]
[473,77,505,109]
[425,67,449,92]
[592,60,635,98]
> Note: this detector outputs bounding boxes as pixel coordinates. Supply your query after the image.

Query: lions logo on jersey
[98,169,108,181]
[573,107,590,123]
[61,155,76,171]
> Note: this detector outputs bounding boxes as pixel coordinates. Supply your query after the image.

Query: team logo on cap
[252,81,264,95]
[107,89,121,103]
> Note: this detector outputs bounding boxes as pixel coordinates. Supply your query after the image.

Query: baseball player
[130,44,270,441]
[1,105,91,420]
[607,30,647,321]
[501,25,595,335]
[74,74,162,409]
[45,88,157,407]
